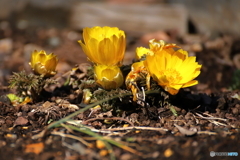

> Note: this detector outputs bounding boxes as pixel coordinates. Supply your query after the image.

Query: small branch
[82,117,135,127]
[100,126,169,132]
[194,112,227,121]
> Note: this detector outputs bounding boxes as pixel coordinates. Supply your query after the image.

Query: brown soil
[0,26,240,160]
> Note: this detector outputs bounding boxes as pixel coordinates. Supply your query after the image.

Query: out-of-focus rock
[106,0,158,3]
[71,2,188,36]
[0,38,12,55]
[169,0,240,36]
[0,0,79,19]
[0,0,240,36]
[190,43,202,52]
[55,61,72,75]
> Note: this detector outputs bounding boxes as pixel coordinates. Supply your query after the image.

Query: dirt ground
[0,24,240,160]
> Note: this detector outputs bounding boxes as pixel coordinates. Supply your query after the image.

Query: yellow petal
[79,26,126,66]
[165,87,179,95]
[182,80,198,88]
[136,47,149,60]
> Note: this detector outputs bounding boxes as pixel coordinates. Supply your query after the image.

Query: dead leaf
[14,116,29,126]
[25,142,44,154]
[174,124,197,136]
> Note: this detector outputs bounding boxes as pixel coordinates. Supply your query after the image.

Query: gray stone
[70,2,188,35]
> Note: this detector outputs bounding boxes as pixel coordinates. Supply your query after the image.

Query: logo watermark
[210,151,238,157]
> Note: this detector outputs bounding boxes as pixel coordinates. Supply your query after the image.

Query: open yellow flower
[29,50,58,77]
[144,40,202,95]
[94,65,124,90]
[135,47,150,60]
[78,26,126,66]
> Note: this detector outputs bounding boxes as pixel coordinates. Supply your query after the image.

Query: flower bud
[94,65,124,90]
[29,50,58,77]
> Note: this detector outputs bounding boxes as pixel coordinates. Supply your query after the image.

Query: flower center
[159,69,182,83]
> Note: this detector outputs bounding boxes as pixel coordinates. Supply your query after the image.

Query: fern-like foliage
[9,70,56,102]
[9,71,39,95]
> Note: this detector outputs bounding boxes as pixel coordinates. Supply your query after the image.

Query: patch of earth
[0,26,240,160]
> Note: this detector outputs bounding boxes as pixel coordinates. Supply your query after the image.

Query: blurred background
[0,0,240,92]
[1,0,239,35]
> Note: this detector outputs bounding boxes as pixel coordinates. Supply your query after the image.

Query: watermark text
[210,151,238,157]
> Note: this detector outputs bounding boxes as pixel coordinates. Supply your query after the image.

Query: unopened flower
[82,89,92,104]
[78,26,126,66]
[144,39,202,95]
[148,39,179,55]
[94,65,124,90]
[125,61,149,101]
[29,50,58,77]
[125,46,152,101]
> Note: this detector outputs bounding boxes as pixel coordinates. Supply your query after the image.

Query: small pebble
[69,94,75,100]
[187,120,195,126]
[185,115,191,120]
[48,36,61,47]
[192,141,198,147]
[120,153,132,160]
[152,151,160,158]
[181,109,187,114]
[199,120,206,125]
[225,113,231,118]
[160,118,165,124]
[0,38,12,54]
[174,106,181,112]
[21,105,30,112]
[235,104,240,109]
[177,121,184,126]
[208,123,214,130]
[219,112,225,118]
[170,115,176,120]
[232,108,239,115]
[176,115,184,120]
[215,108,221,114]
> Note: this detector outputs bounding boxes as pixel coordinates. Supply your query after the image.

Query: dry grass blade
[100,126,169,132]
[194,112,227,121]
[197,131,217,135]
[61,123,116,160]
[83,117,135,126]
[51,131,91,147]
[208,120,227,126]
[61,123,143,157]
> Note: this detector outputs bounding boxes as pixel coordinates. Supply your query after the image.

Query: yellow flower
[135,39,178,59]
[78,26,126,66]
[126,46,151,101]
[144,40,201,95]
[135,47,150,60]
[125,61,149,101]
[94,65,124,90]
[29,50,58,77]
